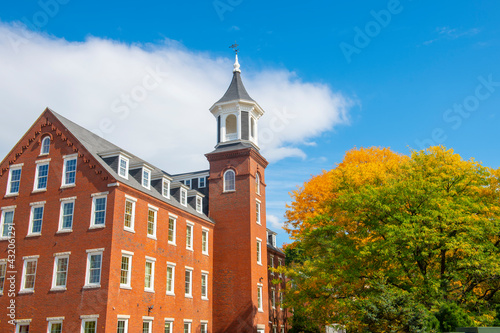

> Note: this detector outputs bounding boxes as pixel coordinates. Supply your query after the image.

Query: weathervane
[230,42,239,55]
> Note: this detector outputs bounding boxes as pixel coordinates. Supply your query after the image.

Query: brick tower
[207,54,270,333]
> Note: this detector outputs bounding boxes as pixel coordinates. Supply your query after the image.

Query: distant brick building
[0,56,289,332]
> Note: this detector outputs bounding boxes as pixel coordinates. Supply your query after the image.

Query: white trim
[117,315,130,319]
[166,261,176,266]
[60,196,77,201]
[22,255,40,259]
[201,270,210,274]
[61,155,77,187]
[84,251,103,288]
[54,251,71,256]
[120,253,133,289]
[1,205,16,210]
[168,215,176,245]
[27,204,44,236]
[146,207,157,239]
[63,153,78,159]
[121,250,134,256]
[86,248,105,253]
[184,319,193,323]
[144,258,155,292]
[145,256,156,262]
[35,158,51,164]
[91,191,109,197]
[124,198,136,232]
[124,194,137,202]
[90,194,107,228]
[46,317,65,321]
[80,314,99,319]
[8,163,24,168]
[185,265,194,271]
[142,316,154,320]
[118,155,130,180]
[6,165,22,196]
[164,318,175,321]
[166,263,175,295]
[30,201,46,206]
[51,254,69,290]
[107,183,120,187]
[147,204,159,211]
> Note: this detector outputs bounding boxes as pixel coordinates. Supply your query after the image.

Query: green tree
[282,146,500,332]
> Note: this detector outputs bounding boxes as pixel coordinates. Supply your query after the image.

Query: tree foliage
[282,146,500,332]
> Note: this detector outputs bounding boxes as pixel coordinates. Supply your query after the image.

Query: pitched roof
[49,109,212,223]
[215,71,255,104]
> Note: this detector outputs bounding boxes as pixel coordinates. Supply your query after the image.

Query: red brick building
[0,56,288,332]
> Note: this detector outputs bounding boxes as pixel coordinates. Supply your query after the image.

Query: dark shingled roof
[216,71,255,104]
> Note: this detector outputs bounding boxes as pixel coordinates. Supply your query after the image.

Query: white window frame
[118,155,129,179]
[16,322,31,333]
[185,267,193,298]
[256,199,261,225]
[142,167,152,189]
[20,256,38,293]
[142,317,153,333]
[201,271,208,300]
[200,322,208,333]
[116,316,129,333]
[51,254,69,290]
[162,178,171,199]
[201,228,209,255]
[166,262,176,296]
[6,165,22,195]
[272,288,276,309]
[168,214,177,245]
[47,318,64,333]
[164,319,174,333]
[256,238,262,265]
[0,260,7,294]
[144,257,156,292]
[120,250,133,289]
[184,179,192,189]
[198,176,206,188]
[62,154,77,187]
[28,202,45,236]
[41,136,51,155]
[257,284,263,312]
[124,195,136,232]
[84,249,103,288]
[80,316,98,333]
[223,169,235,192]
[196,196,203,213]
[90,193,107,228]
[58,197,75,232]
[180,187,187,206]
[183,320,192,333]
[270,255,275,276]
[34,161,50,191]
[0,206,15,239]
[255,172,260,195]
[147,205,158,239]
[186,222,194,251]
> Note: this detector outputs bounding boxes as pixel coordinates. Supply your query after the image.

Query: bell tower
[207,54,270,333]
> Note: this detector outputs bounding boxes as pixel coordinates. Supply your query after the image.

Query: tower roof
[215,56,255,104]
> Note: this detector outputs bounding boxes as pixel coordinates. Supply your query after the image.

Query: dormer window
[272,234,277,247]
[118,156,129,179]
[184,179,192,189]
[41,136,50,155]
[162,178,171,198]
[142,168,151,189]
[199,176,206,188]
[224,169,235,192]
[196,196,203,213]
[180,188,187,206]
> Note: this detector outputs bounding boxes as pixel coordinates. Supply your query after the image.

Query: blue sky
[1,1,499,246]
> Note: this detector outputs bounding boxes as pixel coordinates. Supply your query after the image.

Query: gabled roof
[215,71,255,104]
[49,109,212,223]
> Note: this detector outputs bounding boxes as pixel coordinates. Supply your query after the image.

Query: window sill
[258,309,264,313]
[202,252,209,256]
[0,237,11,241]
[144,289,155,293]
[60,184,76,189]
[186,247,194,252]
[32,189,47,194]
[50,287,67,292]
[168,242,176,246]
[56,229,73,234]
[89,225,105,230]
[4,193,19,198]
[120,286,132,290]
[124,228,135,234]
[26,233,41,238]
[257,262,263,266]
[18,290,34,294]
[147,235,157,240]
[185,295,193,299]
[83,284,101,289]
[166,292,175,296]
[202,297,209,301]
[222,190,235,194]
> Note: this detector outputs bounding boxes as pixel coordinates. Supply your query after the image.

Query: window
[251,117,256,139]
[180,188,187,206]
[147,207,157,239]
[28,204,44,235]
[117,318,128,333]
[166,263,175,295]
[7,165,22,195]
[202,229,208,255]
[91,194,107,227]
[255,172,260,195]
[162,178,170,198]
[16,324,30,333]
[201,272,208,299]
[168,215,176,245]
[120,252,133,289]
[34,162,49,191]
[186,223,193,250]
[185,268,192,297]
[81,318,97,333]
[280,291,284,308]
[199,176,206,188]
[1,208,15,239]
[256,200,261,224]
[200,323,208,333]
[184,179,191,189]
[256,238,262,265]
[124,197,136,231]
[142,167,151,189]
[0,261,6,294]
[48,321,63,333]
[62,155,77,187]
[41,136,51,155]
[225,114,237,140]
[257,284,263,311]
[118,156,129,179]
[196,196,203,213]
[21,257,38,292]
[223,169,235,192]
[1,208,15,238]
[85,250,103,287]
[144,257,155,292]
[52,255,69,289]
[59,199,75,231]
[183,321,191,333]
[272,288,276,309]
[270,255,274,275]
[142,319,152,333]
[164,320,173,333]
[281,326,285,333]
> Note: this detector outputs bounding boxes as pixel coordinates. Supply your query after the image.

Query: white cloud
[0,22,350,173]
[267,214,284,231]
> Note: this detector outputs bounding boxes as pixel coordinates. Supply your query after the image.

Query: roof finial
[230,42,241,73]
